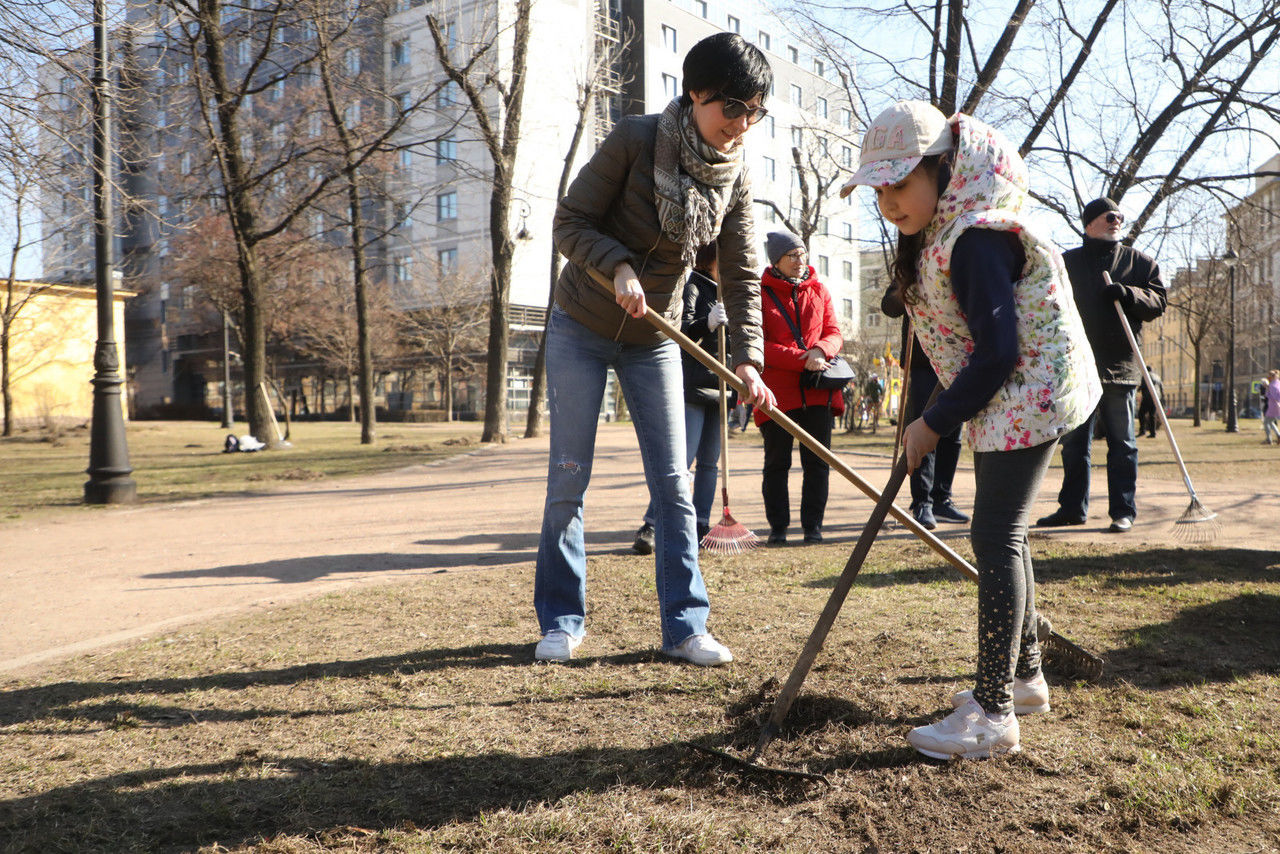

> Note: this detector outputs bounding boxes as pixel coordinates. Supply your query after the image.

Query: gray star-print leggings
[970,439,1058,715]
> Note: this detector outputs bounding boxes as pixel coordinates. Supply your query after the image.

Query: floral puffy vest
[912,215,1100,452]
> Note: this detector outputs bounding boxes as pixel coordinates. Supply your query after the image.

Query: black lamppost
[84,0,137,504]
[1224,248,1239,434]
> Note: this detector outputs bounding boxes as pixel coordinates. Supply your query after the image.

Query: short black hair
[681,33,772,107]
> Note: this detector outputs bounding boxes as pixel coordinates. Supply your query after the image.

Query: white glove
[707,301,728,331]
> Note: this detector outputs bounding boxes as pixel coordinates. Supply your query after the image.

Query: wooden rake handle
[751,453,910,759]
[584,269,981,584]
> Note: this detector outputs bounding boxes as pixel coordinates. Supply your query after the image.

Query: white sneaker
[534,629,582,662]
[907,698,1020,760]
[664,633,733,666]
[951,671,1051,715]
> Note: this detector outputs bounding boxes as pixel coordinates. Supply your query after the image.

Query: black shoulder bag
[764,287,854,392]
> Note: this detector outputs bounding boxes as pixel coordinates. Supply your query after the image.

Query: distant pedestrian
[1264,369,1280,445]
[1137,371,1163,438]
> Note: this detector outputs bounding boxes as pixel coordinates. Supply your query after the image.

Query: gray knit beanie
[765,230,804,265]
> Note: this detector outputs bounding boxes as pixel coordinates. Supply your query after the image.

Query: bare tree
[426,0,531,444]
[786,0,1280,251]
[523,13,632,439]
[400,255,487,422]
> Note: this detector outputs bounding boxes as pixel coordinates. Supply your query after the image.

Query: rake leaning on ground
[585,271,1104,681]
[700,310,759,554]
[1103,271,1220,543]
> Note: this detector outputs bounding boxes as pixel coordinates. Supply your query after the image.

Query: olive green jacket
[551,113,764,370]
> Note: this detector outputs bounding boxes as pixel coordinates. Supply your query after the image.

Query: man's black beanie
[1081,197,1120,226]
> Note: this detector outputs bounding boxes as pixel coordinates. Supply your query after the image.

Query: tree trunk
[1,327,11,437]
[346,170,376,444]
[347,371,356,422]
[1193,347,1202,427]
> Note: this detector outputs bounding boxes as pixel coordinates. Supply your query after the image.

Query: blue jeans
[534,306,709,649]
[1055,384,1138,521]
[645,401,720,532]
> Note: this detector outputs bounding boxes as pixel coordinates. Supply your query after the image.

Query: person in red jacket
[757,230,845,544]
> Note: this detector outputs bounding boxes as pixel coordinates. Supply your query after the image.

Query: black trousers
[905,365,963,509]
[760,405,833,535]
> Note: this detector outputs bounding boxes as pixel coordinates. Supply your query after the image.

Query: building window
[787,46,798,64]
[397,91,413,112]
[439,247,458,276]
[394,255,412,282]
[842,260,853,281]
[726,15,740,33]
[180,152,191,175]
[437,191,457,221]
[843,298,853,320]
[694,0,707,17]
[840,108,853,129]
[813,59,825,77]
[765,115,776,138]
[792,127,803,148]
[819,216,829,236]
[436,135,457,162]
[437,81,459,108]
[816,97,828,119]
[841,145,852,167]
[236,40,249,66]
[345,48,361,76]
[790,84,802,107]
[818,255,829,276]
[60,76,75,110]
[271,79,284,101]
[662,24,677,53]
[311,212,324,238]
[344,101,361,128]
[176,61,189,84]
[271,123,284,145]
[302,21,316,41]
[394,0,410,11]
[842,222,853,241]
[309,113,322,137]
[762,156,775,181]
[391,40,408,66]
[758,30,771,51]
[866,311,881,328]
[662,73,678,99]
[398,149,412,170]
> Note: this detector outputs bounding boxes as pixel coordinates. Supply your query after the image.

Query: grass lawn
[0,419,484,523]
[2,536,1278,852]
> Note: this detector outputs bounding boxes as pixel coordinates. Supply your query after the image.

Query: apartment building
[43,0,861,418]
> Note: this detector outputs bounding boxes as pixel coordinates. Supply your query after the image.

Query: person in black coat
[634,244,734,553]
[1037,197,1167,533]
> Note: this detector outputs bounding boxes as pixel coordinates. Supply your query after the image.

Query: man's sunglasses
[711,93,769,125]
[1105,212,1124,225]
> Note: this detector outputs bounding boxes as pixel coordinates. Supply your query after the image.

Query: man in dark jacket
[1037,198,1167,533]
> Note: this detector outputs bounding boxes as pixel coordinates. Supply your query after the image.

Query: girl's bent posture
[841,101,1101,758]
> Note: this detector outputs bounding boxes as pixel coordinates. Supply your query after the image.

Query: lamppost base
[84,476,138,504]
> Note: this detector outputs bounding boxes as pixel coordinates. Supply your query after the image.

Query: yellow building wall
[6,283,131,426]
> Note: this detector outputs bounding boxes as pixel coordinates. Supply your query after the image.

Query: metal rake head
[1171,498,1220,545]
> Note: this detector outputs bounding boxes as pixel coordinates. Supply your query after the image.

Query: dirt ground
[2,421,1275,677]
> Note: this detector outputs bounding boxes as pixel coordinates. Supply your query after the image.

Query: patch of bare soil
[2,538,1278,852]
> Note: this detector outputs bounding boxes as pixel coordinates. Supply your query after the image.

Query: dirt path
[2,422,1271,676]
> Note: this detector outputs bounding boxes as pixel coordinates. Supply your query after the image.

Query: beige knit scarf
[653,98,742,265]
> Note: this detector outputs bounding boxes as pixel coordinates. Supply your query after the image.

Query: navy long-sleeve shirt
[922,228,1026,438]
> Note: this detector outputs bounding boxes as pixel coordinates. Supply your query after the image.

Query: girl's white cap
[839,101,953,196]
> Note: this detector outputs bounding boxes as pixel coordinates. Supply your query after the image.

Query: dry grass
[3,536,1278,853]
[0,420,483,523]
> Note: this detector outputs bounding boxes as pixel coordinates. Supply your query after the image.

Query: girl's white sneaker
[908,698,1020,760]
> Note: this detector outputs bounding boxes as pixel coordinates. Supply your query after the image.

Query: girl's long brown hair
[890,154,952,306]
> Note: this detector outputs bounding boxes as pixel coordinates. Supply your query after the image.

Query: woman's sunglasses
[712,94,769,125]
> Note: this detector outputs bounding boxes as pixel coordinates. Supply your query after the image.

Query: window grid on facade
[345,48,360,76]
[787,46,798,64]
[662,73,678,99]
[726,15,739,33]
[816,97,827,119]
[437,191,457,221]
[439,247,458,275]
[842,260,854,280]
[392,40,408,66]
[762,156,775,181]
[694,0,707,17]
[818,255,829,276]
[437,136,456,162]
[758,31,770,51]
[790,84,802,107]
[662,24,677,53]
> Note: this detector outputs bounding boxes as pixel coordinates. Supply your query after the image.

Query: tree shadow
[0,744,723,852]
[0,644,678,729]
[1101,591,1280,689]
